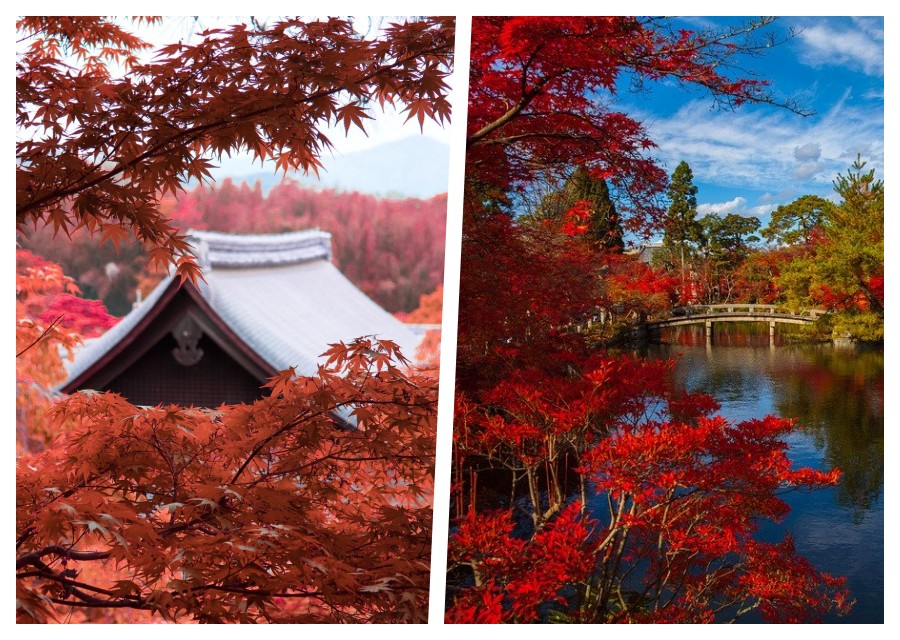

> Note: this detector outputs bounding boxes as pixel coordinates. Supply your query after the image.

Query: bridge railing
[656,304,826,321]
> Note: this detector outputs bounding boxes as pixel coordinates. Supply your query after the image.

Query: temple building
[61,230,427,408]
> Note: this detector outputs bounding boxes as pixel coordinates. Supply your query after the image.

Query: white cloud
[794,142,821,162]
[641,94,883,199]
[696,198,775,220]
[851,17,884,41]
[697,197,746,216]
[748,203,777,218]
[797,20,884,76]
[747,204,779,220]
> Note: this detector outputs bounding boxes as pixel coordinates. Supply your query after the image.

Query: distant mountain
[236,136,450,198]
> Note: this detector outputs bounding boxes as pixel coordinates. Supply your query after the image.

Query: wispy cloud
[639,93,884,200]
[794,142,821,162]
[796,19,884,76]
[863,88,885,100]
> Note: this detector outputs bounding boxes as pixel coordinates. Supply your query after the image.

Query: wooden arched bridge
[641,304,826,343]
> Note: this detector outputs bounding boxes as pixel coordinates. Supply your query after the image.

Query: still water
[644,324,884,623]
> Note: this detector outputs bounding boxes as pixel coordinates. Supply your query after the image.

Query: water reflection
[640,329,884,623]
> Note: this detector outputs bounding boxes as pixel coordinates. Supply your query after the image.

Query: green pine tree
[762,194,834,246]
[778,157,883,339]
[662,161,704,276]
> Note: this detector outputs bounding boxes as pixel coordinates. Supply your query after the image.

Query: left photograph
[16,17,453,623]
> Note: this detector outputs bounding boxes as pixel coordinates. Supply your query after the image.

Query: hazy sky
[618,16,884,225]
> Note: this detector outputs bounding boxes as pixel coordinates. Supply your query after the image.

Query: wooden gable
[62,279,275,407]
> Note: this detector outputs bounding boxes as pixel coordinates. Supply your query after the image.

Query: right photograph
[445,16,883,624]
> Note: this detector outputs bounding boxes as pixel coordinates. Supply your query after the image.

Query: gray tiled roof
[63,230,426,387]
[195,228,332,267]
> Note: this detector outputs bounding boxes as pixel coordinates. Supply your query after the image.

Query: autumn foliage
[465,17,798,228]
[166,181,448,313]
[449,346,850,623]
[16,250,117,452]
[453,357,848,623]
[21,182,448,315]
[17,16,453,280]
[17,337,437,623]
[448,16,851,623]
[17,16,451,624]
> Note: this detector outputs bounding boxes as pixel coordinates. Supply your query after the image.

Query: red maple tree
[17,335,437,623]
[465,17,801,230]
[16,16,452,623]
[449,16,850,623]
[17,16,453,280]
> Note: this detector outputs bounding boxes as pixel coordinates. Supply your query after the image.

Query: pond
[643,323,884,623]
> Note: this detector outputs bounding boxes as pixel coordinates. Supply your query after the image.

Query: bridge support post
[705,320,712,347]
[634,324,648,344]
[769,320,776,347]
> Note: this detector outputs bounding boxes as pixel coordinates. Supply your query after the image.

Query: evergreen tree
[532,166,624,249]
[778,157,883,338]
[701,213,761,266]
[662,161,703,275]
[699,212,761,302]
[762,194,834,246]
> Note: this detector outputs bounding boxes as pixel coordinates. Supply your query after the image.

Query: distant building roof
[625,242,663,265]
[62,230,425,402]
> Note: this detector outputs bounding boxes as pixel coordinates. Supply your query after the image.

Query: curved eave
[60,276,180,393]
[60,278,276,394]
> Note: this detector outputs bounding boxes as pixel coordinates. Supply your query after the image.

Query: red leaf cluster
[16,250,117,451]
[17,338,437,623]
[466,17,787,229]
[449,410,848,623]
[17,17,454,280]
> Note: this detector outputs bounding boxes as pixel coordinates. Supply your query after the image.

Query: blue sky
[618,16,884,226]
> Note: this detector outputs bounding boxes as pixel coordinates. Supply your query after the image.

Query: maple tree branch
[229,409,322,484]
[17,568,140,602]
[48,597,151,610]
[16,527,36,549]
[16,314,65,358]
[17,40,452,222]
[466,71,563,148]
[16,545,112,570]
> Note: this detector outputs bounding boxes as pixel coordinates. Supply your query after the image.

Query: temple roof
[63,230,425,391]
[194,228,332,267]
